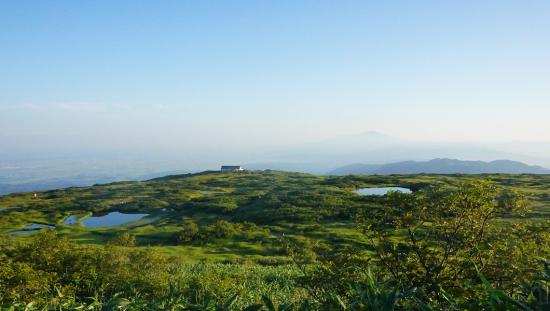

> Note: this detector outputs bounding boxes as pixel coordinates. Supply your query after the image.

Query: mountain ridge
[329,158,550,175]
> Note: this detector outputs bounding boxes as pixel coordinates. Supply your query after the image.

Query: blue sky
[1,1,549,159]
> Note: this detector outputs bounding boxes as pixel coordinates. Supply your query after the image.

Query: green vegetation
[0,171,549,309]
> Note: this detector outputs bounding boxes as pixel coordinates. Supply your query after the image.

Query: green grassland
[1,171,549,261]
[1,170,549,309]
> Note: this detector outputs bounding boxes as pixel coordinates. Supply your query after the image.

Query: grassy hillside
[1,171,549,309]
[1,170,549,262]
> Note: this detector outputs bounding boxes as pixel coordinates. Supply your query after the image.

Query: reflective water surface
[356,187,411,196]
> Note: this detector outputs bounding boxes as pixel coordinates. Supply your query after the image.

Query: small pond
[8,223,55,235]
[25,223,56,230]
[356,187,412,196]
[63,211,149,227]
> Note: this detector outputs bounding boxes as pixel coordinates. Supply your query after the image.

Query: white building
[221,165,244,172]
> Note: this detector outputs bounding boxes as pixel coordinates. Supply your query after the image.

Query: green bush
[109,232,137,247]
[176,219,200,244]
[0,231,174,305]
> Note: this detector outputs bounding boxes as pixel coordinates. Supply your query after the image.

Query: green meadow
[1,171,549,309]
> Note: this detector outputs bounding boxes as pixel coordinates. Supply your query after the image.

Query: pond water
[25,223,56,230]
[8,223,55,235]
[63,211,149,227]
[63,215,79,225]
[356,187,412,196]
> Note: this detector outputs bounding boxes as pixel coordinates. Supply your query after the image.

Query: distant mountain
[262,131,550,173]
[329,159,550,175]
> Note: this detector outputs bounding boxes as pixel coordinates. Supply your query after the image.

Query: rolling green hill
[1,170,549,309]
[1,170,549,261]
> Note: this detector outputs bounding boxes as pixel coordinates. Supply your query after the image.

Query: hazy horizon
[2,1,550,176]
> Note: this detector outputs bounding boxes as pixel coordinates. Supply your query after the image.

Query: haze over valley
[2,130,550,194]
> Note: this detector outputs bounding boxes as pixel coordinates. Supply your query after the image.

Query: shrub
[358,180,550,303]
[109,232,137,247]
[176,219,200,244]
[0,231,175,305]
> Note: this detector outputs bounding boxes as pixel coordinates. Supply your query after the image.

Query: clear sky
[1,1,549,160]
